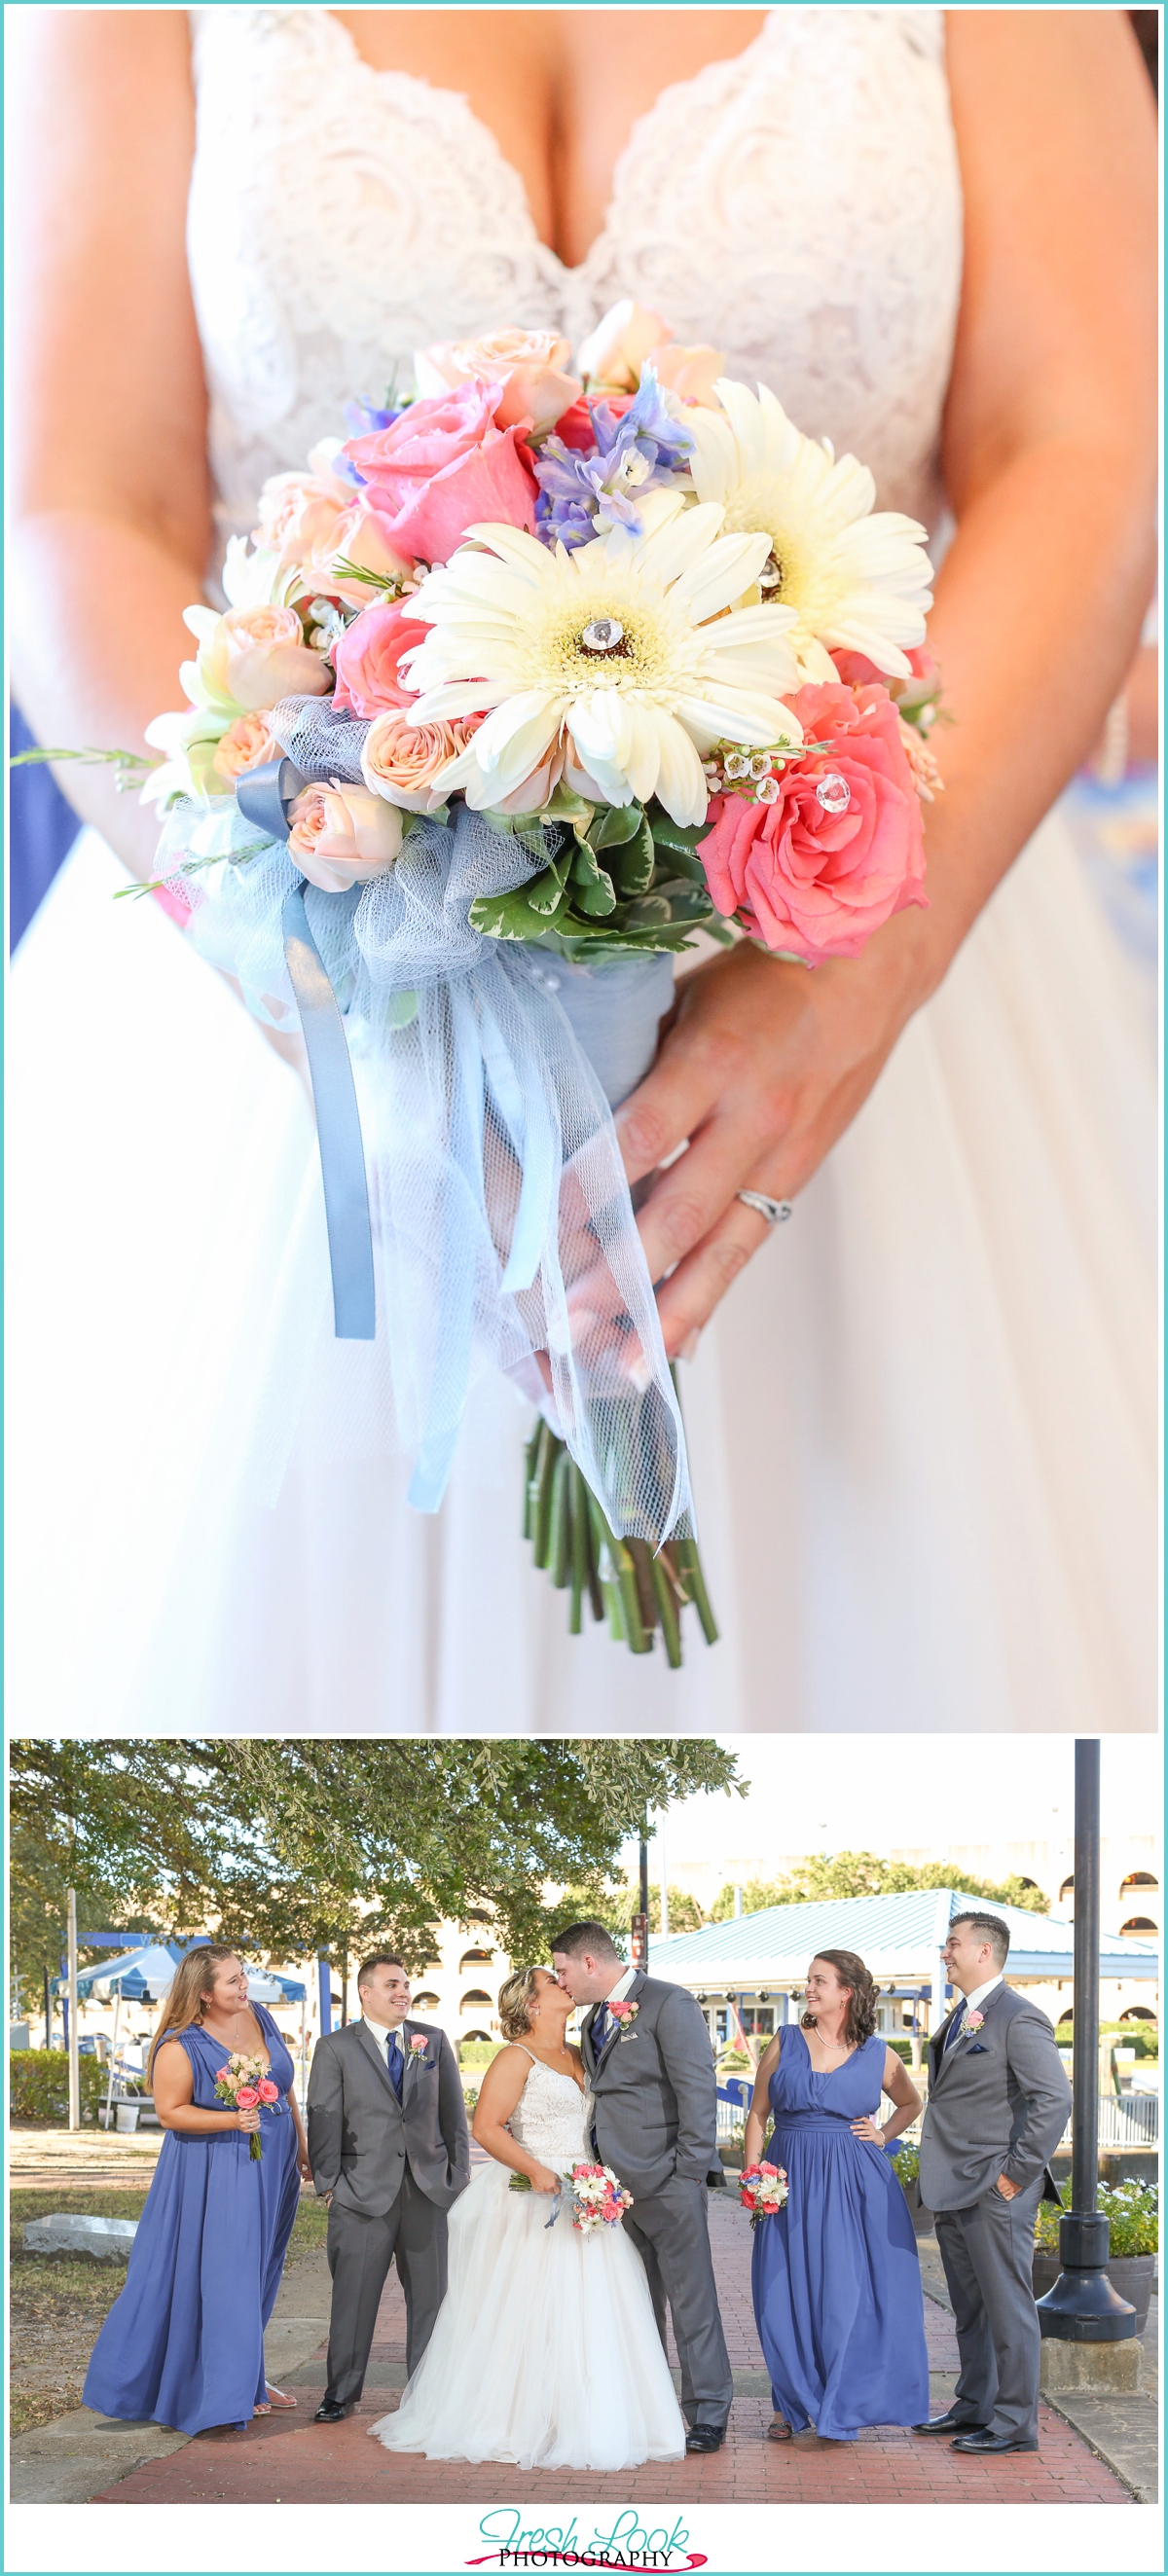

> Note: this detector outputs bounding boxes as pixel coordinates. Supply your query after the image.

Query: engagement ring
[737,1190,793,1226]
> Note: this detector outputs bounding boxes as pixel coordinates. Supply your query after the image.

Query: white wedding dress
[10,5,1156,1731]
[372,2053,684,2469]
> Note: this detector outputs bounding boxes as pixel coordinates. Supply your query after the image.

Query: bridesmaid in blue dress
[745,1949,930,2444]
[84,1946,310,2436]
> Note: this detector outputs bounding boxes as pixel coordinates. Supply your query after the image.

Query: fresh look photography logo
[467,2507,708,2568]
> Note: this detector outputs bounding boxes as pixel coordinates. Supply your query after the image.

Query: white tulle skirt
[370,2159,685,2471]
[8,796,1156,1732]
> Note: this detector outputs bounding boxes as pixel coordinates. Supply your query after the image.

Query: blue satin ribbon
[237,763,376,1343]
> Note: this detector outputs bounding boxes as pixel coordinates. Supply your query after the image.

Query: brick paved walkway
[91,2192,1130,2509]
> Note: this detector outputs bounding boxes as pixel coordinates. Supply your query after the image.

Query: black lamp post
[1036,1738,1136,2343]
[631,1826,650,1970]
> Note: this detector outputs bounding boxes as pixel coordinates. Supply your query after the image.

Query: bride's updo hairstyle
[498,1966,548,2040]
[800,1950,879,2048]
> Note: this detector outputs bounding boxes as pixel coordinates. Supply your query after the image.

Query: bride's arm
[614,8,1157,1352]
[9,10,210,882]
[471,2048,562,2193]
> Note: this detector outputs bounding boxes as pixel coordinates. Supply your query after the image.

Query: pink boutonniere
[409,2034,429,2056]
[964,2011,985,2036]
[608,2002,639,2040]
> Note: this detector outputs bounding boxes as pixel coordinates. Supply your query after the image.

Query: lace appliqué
[506,2057,593,2166]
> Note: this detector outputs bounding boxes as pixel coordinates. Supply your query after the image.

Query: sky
[619,1734,1161,1884]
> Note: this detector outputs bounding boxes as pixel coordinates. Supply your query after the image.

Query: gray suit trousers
[621,2178,733,2431]
[933,2174,1045,2442]
[324,2166,448,2408]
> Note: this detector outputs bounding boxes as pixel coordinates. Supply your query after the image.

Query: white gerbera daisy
[686,381,934,682]
[401,491,804,826]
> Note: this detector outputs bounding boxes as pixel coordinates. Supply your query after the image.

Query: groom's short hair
[950,1910,1010,1968]
[356,1954,407,1990]
[551,1919,621,1963]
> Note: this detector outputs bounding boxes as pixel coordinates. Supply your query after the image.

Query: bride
[8,9,1157,1730]
[372,1967,684,2469]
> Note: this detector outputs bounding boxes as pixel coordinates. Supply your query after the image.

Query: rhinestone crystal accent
[816,771,852,814]
[758,555,784,591]
[580,616,624,653]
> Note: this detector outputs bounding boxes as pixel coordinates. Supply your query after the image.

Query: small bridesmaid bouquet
[739,2160,788,2226]
[214,2051,279,2159]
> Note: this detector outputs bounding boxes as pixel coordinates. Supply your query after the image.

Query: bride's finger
[633,1112,785,1288]
[612,1038,730,1187]
[652,1199,778,1358]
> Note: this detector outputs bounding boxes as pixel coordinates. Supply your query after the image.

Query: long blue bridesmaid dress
[750,2024,930,2440]
[84,2002,301,2434]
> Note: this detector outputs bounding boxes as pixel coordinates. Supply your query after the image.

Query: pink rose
[256,2079,279,2102]
[287,781,404,892]
[409,2034,428,2054]
[343,381,537,565]
[188,605,331,715]
[415,330,582,437]
[576,298,671,391]
[253,470,353,573]
[698,682,928,962]
[332,600,430,718]
[211,710,280,784]
[361,707,478,812]
[649,343,725,406]
[235,2086,260,2109]
[215,2066,231,2082]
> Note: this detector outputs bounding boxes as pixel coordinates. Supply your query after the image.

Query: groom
[553,1919,733,2453]
[307,1955,470,2423]
[915,1909,1071,2455]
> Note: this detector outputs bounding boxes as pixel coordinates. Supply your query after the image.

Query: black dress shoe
[685,2425,727,2453]
[951,2430,1039,2454]
[913,2408,991,2436]
[312,2398,350,2424]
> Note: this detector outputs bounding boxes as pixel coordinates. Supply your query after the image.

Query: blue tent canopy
[64,1942,307,2005]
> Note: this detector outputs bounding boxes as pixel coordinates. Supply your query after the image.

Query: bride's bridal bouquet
[511,2159,633,2231]
[30,302,940,1663]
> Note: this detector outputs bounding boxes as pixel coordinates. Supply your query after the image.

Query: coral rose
[332,600,430,718]
[287,781,404,892]
[414,329,581,436]
[235,2086,260,2109]
[183,604,330,715]
[361,707,479,813]
[698,682,928,961]
[343,381,537,564]
[256,2079,280,2103]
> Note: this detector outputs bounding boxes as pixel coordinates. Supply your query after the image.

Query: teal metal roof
[646,1889,1157,1985]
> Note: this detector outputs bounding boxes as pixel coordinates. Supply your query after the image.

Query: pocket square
[965,2042,989,2053]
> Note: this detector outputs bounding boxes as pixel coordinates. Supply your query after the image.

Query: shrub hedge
[10,2051,110,2124]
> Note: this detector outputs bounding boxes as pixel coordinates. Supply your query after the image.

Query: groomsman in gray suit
[915,1909,1071,2454]
[307,1955,470,2423]
[553,1920,734,2453]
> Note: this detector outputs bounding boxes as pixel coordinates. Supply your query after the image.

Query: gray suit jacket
[582,1971,717,2195]
[919,1982,1071,2212]
[307,2019,470,2218]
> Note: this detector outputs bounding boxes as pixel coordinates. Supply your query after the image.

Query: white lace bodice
[506,2055,593,2167]
[187,6,963,555]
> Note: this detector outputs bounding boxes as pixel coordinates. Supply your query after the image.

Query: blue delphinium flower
[533,366,696,550]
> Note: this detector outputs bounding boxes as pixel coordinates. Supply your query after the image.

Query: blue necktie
[944,2002,968,2053]
[386,2031,404,2100]
[593,2004,611,2059]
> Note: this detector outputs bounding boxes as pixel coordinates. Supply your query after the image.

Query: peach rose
[649,343,725,405]
[314,502,413,608]
[344,381,537,565]
[332,600,430,718]
[253,471,352,571]
[287,781,404,891]
[575,299,671,391]
[698,682,928,961]
[361,707,478,812]
[186,605,330,715]
[414,329,582,436]
[211,710,280,784]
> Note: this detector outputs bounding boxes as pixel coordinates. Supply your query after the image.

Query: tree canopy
[707,1851,1050,1921]
[9,1737,745,1984]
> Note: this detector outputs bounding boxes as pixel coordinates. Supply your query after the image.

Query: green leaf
[468,884,561,941]
[651,879,714,921]
[623,894,673,926]
[607,819,656,898]
[648,812,707,855]
[568,842,617,916]
[524,853,572,917]
[589,802,644,853]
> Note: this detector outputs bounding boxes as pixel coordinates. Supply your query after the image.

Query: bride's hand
[528,2162,562,2195]
[615,919,936,1360]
